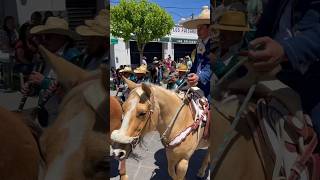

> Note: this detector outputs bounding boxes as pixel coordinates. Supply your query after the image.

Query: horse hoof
[120,174,129,180]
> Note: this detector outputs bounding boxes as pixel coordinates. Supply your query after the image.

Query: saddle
[175,87,211,141]
[219,63,320,180]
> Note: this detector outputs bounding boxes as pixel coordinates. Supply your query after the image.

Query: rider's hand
[21,82,30,95]
[248,37,287,72]
[187,73,199,87]
[28,71,44,85]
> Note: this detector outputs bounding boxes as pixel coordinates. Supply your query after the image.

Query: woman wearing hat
[74,9,109,70]
[182,6,212,98]
[210,10,250,79]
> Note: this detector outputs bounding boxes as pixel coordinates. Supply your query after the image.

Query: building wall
[111,26,198,67]
[111,39,131,68]
[15,0,66,25]
[1,0,18,25]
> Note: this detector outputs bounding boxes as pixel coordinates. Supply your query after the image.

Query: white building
[0,0,106,27]
[110,25,198,68]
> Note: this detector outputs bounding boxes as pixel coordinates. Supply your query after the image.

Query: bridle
[127,90,156,148]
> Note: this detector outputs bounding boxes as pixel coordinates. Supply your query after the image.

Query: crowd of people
[111,54,194,100]
[0,9,108,127]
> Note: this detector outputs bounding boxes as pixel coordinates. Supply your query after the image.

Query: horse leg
[167,157,178,179]
[197,151,210,178]
[119,160,128,180]
[175,159,189,180]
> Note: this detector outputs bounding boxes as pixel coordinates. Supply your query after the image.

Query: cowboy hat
[211,11,250,32]
[134,65,148,74]
[76,9,109,37]
[119,66,133,73]
[30,17,79,40]
[182,6,210,29]
[177,64,188,72]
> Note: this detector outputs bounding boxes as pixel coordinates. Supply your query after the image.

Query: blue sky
[110,0,210,23]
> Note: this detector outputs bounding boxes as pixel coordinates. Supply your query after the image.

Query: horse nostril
[118,151,126,159]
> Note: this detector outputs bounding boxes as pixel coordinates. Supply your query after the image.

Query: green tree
[111,0,174,64]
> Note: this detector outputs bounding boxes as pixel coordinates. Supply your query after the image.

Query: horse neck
[152,86,193,134]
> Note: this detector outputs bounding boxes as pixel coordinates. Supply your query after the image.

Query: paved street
[110,90,210,180]
[0,91,37,110]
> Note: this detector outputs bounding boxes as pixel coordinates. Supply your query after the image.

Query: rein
[160,88,191,147]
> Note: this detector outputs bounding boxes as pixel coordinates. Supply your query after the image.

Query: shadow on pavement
[151,148,210,180]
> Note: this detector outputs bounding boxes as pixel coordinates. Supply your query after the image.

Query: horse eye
[138,112,147,117]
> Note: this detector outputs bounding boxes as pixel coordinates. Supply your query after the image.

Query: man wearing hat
[211,10,250,79]
[168,63,189,90]
[134,65,148,84]
[152,57,163,85]
[118,66,134,101]
[182,6,212,98]
[74,9,109,70]
[141,56,147,66]
[22,17,81,126]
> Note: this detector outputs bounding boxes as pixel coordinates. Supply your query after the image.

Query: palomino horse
[36,45,108,180]
[0,106,40,180]
[111,78,210,180]
[209,64,319,179]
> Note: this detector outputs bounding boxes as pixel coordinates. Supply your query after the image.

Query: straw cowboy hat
[30,17,79,40]
[177,64,188,72]
[76,9,109,37]
[182,6,210,29]
[134,65,148,74]
[211,11,250,32]
[119,66,133,73]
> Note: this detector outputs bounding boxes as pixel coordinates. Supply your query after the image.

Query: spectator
[0,16,19,52]
[30,11,42,26]
[141,56,147,66]
[14,23,38,76]
[74,9,108,70]
[43,11,54,24]
[23,17,80,126]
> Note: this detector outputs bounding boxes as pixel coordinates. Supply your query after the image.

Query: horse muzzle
[111,130,138,144]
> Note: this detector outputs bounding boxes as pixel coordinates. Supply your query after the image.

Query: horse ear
[141,83,152,99]
[38,45,90,90]
[123,76,138,90]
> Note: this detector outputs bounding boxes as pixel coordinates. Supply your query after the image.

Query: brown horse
[110,96,130,180]
[111,78,210,180]
[0,107,40,180]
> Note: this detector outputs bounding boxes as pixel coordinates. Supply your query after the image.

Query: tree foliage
[111,0,174,62]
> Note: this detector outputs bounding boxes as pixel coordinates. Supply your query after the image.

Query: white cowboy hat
[211,11,250,32]
[119,66,133,73]
[76,9,109,37]
[30,17,79,40]
[181,6,210,29]
[177,64,188,72]
[134,65,148,74]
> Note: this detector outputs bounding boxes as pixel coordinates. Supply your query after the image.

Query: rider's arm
[277,9,320,74]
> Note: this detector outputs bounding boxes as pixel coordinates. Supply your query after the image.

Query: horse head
[111,80,158,160]
[37,46,108,180]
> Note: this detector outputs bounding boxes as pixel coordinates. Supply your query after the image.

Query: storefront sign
[171,38,198,44]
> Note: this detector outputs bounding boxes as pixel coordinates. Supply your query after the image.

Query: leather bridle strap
[130,92,155,147]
